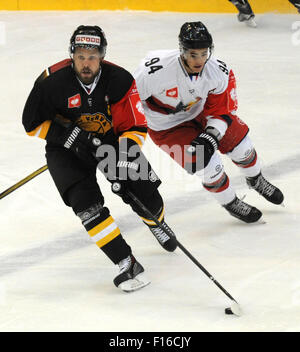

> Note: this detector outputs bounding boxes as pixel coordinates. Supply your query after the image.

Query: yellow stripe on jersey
[119,131,147,147]
[88,216,121,248]
[141,206,165,226]
[27,120,52,139]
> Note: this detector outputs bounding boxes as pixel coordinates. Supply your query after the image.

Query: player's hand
[107,138,141,204]
[62,124,101,152]
[187,132,219,169]
[188,132,218,155]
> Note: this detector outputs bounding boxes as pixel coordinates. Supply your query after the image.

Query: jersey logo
[184,97,202,112]
[76,113,112,135]
[135,101,145,115]
[166,87,178,98]
[68,94,81,108]
[128,83,147,126]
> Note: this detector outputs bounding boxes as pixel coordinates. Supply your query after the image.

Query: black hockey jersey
[22,59,147,146]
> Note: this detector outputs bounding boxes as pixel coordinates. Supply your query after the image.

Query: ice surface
[0,11,300,332]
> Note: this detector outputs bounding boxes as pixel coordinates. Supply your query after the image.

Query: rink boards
[0,0,297,13]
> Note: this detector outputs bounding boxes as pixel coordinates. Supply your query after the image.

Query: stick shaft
[0,165,48,200]
[126,188,238,303]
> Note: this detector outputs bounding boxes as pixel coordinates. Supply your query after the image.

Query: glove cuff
[198,132,219,152]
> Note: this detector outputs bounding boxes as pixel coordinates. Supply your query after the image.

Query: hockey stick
[0,165,48,200]
[112,181,242,316]
[0,118,72,201]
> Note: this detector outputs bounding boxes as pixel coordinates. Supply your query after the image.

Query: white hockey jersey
[134,49,235,136]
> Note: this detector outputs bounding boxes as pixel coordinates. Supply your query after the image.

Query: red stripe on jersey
[195,69,237,123]
[49,59,72,74]
[102,59,120,68]
[145,96,177,115]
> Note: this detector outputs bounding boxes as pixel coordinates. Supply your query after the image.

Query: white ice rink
[0,10,300,332]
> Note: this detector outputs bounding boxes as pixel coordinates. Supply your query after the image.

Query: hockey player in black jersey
[229,0,300,27]
[22,25,177,293]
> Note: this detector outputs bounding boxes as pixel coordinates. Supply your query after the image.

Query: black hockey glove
[46,121,101,166]
[106,137,161,206]
[107,138,142,203]
[62,124,101,152]
[187,132,219,170]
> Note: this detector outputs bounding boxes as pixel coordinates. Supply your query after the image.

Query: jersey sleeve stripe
[26,120,52,139]
[119,131,147,147]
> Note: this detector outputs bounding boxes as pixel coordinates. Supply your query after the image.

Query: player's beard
[75,66,101,85]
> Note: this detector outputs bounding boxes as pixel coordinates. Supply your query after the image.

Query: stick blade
[230,301,243,316]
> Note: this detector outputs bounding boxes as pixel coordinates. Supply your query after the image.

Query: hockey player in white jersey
[134,21,284,223]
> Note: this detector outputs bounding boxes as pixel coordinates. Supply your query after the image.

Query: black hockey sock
[77,203,131,264]
[229,0,254,15]
[101,235,132,265]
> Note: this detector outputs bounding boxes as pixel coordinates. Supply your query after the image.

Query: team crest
[76,113,112,135]
[166,87,178,98]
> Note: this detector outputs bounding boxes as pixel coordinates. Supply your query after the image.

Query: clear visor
[182,47,211,61]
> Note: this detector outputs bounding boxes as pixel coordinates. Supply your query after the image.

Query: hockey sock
[229,0,254,15]
[203,172,236,205]
[77,203,131,264]
[231,149,261,178]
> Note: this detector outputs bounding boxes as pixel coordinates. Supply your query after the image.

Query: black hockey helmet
[69,25,107,57]
[179,22,213,52]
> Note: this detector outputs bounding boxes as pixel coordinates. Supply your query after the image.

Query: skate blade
[245,19,257,28]
[246,217,266,225]
[119,273,150,293]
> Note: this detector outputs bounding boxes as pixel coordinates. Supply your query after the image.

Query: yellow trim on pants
[141,206,165,226]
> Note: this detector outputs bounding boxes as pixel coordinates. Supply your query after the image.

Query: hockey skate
[231,0,257,27]
[147,220,177,252]
[223,196,262,223]
[237,12,257,27]
[246,173,284,205]
[114,255,150,292]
